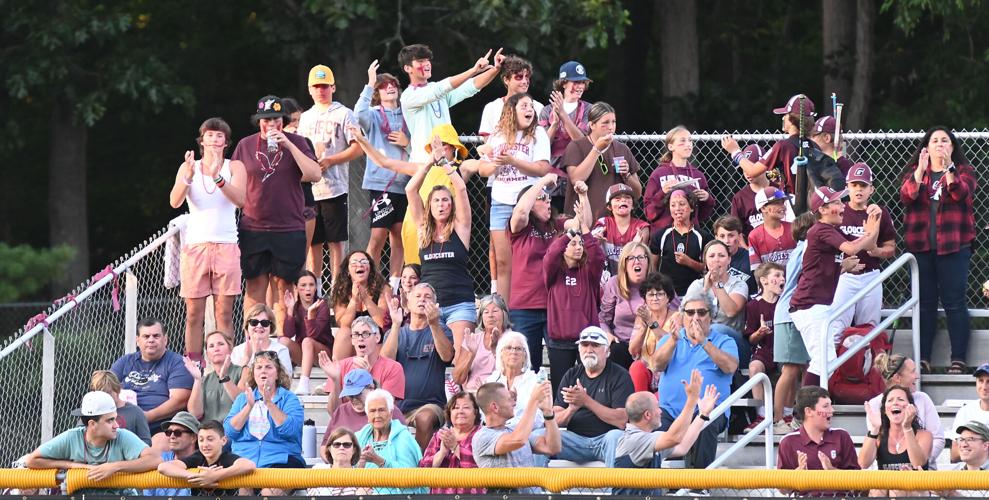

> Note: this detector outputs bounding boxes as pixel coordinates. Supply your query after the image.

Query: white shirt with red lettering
[487,128,551,205]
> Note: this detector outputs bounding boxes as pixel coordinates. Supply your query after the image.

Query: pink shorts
[179,243,242,298]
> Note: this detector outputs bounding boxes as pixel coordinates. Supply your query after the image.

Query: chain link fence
[340,130,989,309]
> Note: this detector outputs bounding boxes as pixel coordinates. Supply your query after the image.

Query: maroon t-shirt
[744,297,777,365]
[789,223,850,312]
[543,233,606,341]
[561,138,640,219]
[836,155,854,177]
[232,132,316,232]
[778,426,860,472]
[730,186,763,236]
[510,217,566,310]
[758,135,801,193]
[838,204,896,273]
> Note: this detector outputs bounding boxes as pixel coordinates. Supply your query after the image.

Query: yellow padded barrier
[0,468,58,490]
[16,467,989,494]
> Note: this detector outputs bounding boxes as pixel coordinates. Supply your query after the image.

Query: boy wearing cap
[831,162,897,334]
[810,116,854,177]
[789,186,880,384]
[552,326,634,467]
[398,44,503,163]
[356,61,411,287]
[26,392,160,493]
[748,187,797,273]
[729,144,771,237]
[298,64,362,285]
[539,61,593,166]
[592,183,650,275]
[721,94,817,195]
[231,95,321,325]
[947,364,989,462]
[713,215,757,296]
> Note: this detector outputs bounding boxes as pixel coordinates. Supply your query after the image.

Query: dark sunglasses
[683,308,710,317]
[163,429,192,437]
[248,319,272,328]
[330,441,354,449]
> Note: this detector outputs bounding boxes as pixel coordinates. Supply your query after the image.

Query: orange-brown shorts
[179,242,242,298]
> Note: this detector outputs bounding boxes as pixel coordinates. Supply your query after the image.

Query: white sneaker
[773,419,795,435]
[293,377,311,395]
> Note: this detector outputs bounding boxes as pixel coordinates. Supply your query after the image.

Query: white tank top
[185,159,238,244]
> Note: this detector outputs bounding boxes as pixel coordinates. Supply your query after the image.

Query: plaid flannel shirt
[899,163,977,255]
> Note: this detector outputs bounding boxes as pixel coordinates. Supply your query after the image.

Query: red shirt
[283,301,333,346]
[730,186,763,236]
[337,355,406,400]
[543,233,606,341]
[899,164,977,255]
[510,218,565,310]
[778,425,860,495]
[232,132,316,232]
[748,221,796,270]
[790,223,850,312]
[592,216,650,274]
[643,162,716,231]
[838,204,896,273]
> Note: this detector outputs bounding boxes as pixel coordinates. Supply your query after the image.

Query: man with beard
[653,293,738,469]
[550,326,634,467]
[317,316,405,413]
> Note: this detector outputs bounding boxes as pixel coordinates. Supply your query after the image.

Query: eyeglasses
[330,441,355,449]
[351,331,376,340]
[350,258,370,266]
[683,308,710,317]
[646,291,667,299]
[957,437,986,444]
[625,255,648,262]
[163,429,192,437]
[503,346,525,353]
[248,319,272,328]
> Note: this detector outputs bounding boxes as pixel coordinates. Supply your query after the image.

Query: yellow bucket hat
[424,123,469,160]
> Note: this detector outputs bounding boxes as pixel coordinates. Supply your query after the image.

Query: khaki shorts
[773,321,810,366]
[179,242,242,298]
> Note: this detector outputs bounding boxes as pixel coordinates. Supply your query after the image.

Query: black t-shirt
[649,225,713,296]
[181,450,243,497]
[554,361,634,437]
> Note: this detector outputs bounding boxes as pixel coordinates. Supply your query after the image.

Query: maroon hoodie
[643,161,716,231]
[543,233,606,341]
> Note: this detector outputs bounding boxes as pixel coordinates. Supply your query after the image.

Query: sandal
[948,361,969,375]
[919,360,932,374]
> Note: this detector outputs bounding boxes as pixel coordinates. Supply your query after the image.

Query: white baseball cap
[71,391,117,417]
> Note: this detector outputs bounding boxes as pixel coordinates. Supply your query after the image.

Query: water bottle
[266,134,278,153]
[302,419,317,458]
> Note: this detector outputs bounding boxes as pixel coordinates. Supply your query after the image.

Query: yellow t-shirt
[402,166,458,265]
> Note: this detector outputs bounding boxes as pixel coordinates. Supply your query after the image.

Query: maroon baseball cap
[740,144,765,162]
[846,163,873,185]
[813,116,836,135]
[773,94,815,116]
[810,186,849,212]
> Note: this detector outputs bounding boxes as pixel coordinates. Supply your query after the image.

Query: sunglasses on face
[511,73,530,81]
[683,308,710,317]
[164,429,192,437]
[330,441,355,449]
[248,319,272,328]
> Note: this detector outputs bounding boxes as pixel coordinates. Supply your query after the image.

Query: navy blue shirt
[389,324,453,412]
[111,350,193,430]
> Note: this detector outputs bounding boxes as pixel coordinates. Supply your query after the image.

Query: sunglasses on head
[253,350,277,360]
[248,319,272,328]
[330,441,354,449]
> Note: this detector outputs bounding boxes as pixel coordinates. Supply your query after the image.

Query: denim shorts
[489,201,514,231]
[440,301,477,325]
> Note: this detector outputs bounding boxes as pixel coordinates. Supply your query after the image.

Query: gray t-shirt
[473,425,543,494]
[116,402,152,444]
[615,423,674,467]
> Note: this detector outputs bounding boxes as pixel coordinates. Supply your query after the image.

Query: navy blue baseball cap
[558,61,592,82]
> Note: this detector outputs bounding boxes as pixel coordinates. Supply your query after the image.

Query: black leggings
[547,347,578,395]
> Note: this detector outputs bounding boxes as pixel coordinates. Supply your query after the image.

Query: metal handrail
[0,216,186,360]
[820,253,920,390]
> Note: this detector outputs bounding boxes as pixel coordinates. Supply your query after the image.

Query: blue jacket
[355,419,425,494]
[224,387,303,467]
[355,85,411,193]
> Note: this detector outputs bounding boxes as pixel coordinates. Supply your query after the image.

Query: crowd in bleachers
[22,44,989,496]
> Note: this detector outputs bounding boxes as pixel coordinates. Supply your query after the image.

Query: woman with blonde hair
[230,303,293,375]
[183,330,242,423]
[644,125,716,231]
[599,241,651,369]
[89,370,151,444]
[452,294,510,392]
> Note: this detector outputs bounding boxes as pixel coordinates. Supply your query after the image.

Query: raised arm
[447,164,472,247]
[566,134,612,184]
[169,152,195,209]
[348,124,420,176]
[510,173,557,234]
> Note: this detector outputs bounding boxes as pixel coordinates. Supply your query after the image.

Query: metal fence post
[125,271,138,354]
[41,328,55,443]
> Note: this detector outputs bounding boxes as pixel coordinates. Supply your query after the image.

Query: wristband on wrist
[699,414,711,421]
[866,432,879,439]
[731,151,742,166]
[214,175,226,188]
[543,412,555,420]
[218,376,231,384]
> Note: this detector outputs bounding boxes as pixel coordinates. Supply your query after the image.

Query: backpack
[787,137,847,213]
[827,324,890,404]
